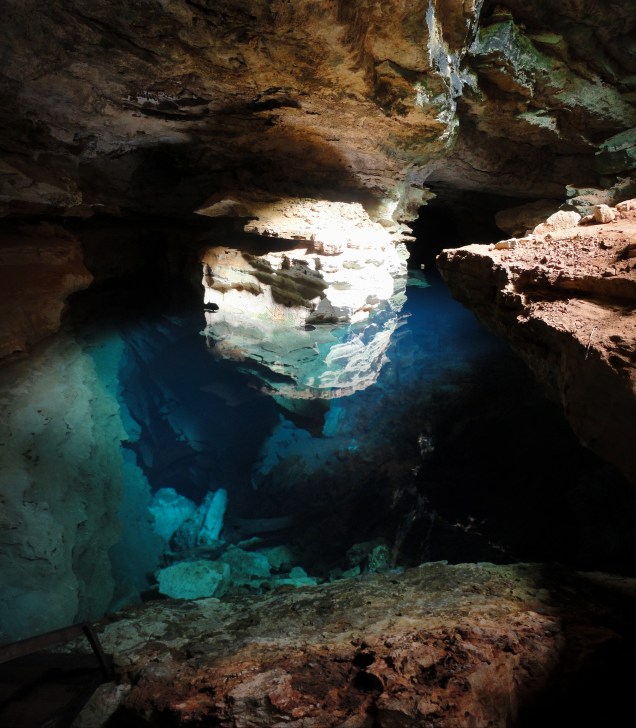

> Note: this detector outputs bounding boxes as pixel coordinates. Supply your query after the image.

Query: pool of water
[84,262,636,608]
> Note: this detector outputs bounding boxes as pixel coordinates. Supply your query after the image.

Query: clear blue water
[98,264,634,599]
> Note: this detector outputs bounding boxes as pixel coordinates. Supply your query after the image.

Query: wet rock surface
[0,335,125,641]
[68,562,636,727]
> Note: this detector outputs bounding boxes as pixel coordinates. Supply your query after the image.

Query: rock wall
[438,202,636,485]
[1,1,633,221]
[0,336,124,642]
[0,224,92,361]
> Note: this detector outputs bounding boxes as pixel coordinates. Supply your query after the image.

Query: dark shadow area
[78,116,373,220]
[0,624,112,728]
[0,654,105,728]
[408,187,522,269]
[513,565,636,728]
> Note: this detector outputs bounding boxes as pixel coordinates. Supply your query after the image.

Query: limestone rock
[200,199,409,326]
[1,0,634,220]
[157,560,230,600]
[596,127,636,175]
[172,489,228,551]
[533,210,582,236]
[592,204,617,223]
[201,213,409,404]
[268,566,318,589]
[495,199,560,236]
[0,335,124,642]
[63,562,636,727]
[260,545,295,572]
[218,546,271,583]
[617,198,636,212]
[0,224,92,361]
[438,207,636,485]
[149,488,197,543]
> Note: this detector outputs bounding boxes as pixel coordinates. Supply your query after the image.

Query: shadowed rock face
[0,0,634,221]
[438,202,636,485]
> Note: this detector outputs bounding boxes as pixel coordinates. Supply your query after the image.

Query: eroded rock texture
[0,336,124,641]
[1,0,634,220]
[0,224,92,361]
[69,562,636,727]
[438,203,636,485]
[0,0,636,664]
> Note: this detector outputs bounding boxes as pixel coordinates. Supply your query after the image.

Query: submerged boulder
[172,488,228,551]
[149,488,197,543]
[157,560,230,600]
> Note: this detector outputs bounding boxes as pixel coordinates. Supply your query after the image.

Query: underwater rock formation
[438,201,636,484]
[0,336,124,641]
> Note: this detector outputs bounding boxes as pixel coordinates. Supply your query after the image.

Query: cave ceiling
[1,0,634,221]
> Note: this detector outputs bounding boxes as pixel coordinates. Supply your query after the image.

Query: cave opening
[407,188,531,268]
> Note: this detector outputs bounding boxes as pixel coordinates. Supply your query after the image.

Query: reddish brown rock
[438,206,636,484]
[67,562,636,727]
[0,224,92,361]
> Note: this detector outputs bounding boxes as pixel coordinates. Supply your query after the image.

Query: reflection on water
[110,266,511,596]
[4,257,630,643]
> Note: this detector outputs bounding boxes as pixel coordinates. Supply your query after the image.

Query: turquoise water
[104,264,635,604]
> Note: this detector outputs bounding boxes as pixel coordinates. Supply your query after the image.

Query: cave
[1,1,636,726]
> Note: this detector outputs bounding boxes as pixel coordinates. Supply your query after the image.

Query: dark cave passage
[407,188,523,268]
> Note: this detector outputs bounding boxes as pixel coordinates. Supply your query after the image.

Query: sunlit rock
[532,210,581,236]
[592,204,616,223]
[438,204,636,485]
[200,202,409,408]
[200,198,409,324]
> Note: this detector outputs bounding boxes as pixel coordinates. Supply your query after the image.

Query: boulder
[592,204,617,223]
[533,210,581,236]
[149,488,197,542]
[172,488,227,551]
[157,560,230,600]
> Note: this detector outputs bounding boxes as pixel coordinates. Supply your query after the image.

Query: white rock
[616,198,636,212]
[199,488,227,544]
[592,204,616,223]
[533,210,581,236]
